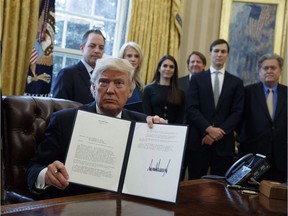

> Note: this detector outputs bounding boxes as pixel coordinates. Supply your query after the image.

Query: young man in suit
[186,39,244,179]
[239,53,287,183]
[27,57,167,199]
[52,29,105,104]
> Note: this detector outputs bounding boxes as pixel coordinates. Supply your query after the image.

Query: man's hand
[206,126,225,141]
[201,134,214,145]
[45,161,69,190]
[146,115,168,128]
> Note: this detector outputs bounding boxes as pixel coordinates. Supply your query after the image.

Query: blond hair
[118,42,144,91]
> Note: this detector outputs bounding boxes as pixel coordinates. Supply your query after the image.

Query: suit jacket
[26,101,147,199]
[52,61,94,104]
[239,82,287,172]
[178,75,190,94]
[178,75,190,124]
[186,69,244,156]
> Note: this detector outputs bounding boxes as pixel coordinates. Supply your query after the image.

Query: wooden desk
[1,180,286,216]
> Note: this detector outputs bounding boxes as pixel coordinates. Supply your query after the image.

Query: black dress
[142,83,185,124]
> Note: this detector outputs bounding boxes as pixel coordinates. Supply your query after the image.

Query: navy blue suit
[26,101,147,199]
[239,82,287,182]
[186,69,244,179]
[52,61,94,104]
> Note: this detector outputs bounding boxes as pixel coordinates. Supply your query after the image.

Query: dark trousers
[180,149,192,181]
[187,146,233,180]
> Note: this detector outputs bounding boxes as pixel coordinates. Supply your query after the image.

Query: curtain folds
[0,0,4,87]
[127,0,183,84]
[1,0,39,95]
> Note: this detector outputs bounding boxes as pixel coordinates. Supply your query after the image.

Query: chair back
[2,96,82,204]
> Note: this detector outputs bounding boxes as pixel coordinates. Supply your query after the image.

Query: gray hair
[257,53,284,71]
[90,57,135,89]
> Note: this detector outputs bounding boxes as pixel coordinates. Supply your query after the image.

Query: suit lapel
[216,71,230,109]
[76,61,90,85]
[204,70,215,107]
[184,75,190,91]
[255,83,271,120]
[79,101,97,113]
[274,84,285,121]
[179,75,190,93]
[121,109,133,121]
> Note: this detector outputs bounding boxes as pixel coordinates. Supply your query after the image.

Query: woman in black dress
[142,55,185,124]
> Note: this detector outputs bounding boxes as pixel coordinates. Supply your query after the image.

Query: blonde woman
[118,42,144,104]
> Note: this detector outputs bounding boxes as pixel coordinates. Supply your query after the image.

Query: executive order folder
[65,110,188,203]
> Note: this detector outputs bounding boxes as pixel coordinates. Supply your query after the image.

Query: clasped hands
[202,126,225,145]
[45,115,168,190]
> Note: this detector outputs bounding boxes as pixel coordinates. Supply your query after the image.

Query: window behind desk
[52,0,129,91]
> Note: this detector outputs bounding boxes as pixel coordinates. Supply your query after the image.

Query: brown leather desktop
[1,180,286,216]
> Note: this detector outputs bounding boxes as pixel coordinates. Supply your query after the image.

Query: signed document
[65,110,188,203]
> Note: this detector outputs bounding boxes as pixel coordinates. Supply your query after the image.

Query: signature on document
[147,159,171,176]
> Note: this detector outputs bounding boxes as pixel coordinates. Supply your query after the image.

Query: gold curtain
[1,0,39,95]
[0,0,4,89]
[127,0,183,84]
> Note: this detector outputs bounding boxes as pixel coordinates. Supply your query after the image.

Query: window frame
[52,0,130,90]
[53,0,130,65]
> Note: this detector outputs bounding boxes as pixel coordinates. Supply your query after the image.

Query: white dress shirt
[81,59,94,77]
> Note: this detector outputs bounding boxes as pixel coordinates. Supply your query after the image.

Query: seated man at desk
[26,57,167,199]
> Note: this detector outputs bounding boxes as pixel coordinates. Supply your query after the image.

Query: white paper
[65,111,188,203]
[122,122,187,203]
[65,110,131,191]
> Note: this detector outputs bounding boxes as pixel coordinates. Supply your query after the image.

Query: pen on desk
[241,190,258,195]
[227,184,242,189]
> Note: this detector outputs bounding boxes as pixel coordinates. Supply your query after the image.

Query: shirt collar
[210,66,225,74]
[96,104,122,118]
[81,59,94,74]
[262,82,278,93]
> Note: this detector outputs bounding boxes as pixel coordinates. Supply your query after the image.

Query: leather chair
[2,96,82,204]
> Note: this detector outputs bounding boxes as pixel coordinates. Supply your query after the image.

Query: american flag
[29,41,44,64]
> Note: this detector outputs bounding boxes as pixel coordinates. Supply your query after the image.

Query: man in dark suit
[52,29,105,104]
[178,51,206,180]
[186,39,244,179]
[178,51,206,94]
[27,57,167,199]
[239,53,287,183]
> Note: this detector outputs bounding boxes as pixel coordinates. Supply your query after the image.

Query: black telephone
[225,153,270,186]
[202,153,270,187]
